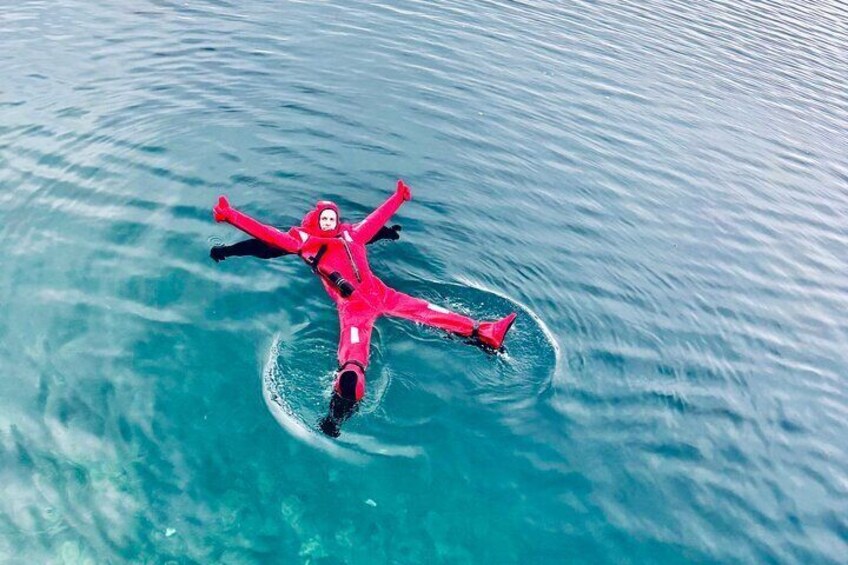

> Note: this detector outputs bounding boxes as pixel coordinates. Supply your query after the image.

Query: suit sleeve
[221,207,302,253]
[352,191,406,244]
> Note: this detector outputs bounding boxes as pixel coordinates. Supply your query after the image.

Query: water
[1,0,846,562]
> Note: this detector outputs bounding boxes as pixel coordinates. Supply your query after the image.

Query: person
[212,180,517,437]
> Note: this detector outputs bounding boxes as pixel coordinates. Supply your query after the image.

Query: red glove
[213,196,232,222]
[396,179,412,201]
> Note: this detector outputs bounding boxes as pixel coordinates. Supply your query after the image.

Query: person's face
[319,209,338,232]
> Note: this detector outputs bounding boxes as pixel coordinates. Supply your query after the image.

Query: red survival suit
[213,180,516,402]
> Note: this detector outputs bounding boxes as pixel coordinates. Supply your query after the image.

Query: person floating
[212,180,517,437]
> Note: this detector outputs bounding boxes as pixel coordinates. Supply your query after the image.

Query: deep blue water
[1,0,847,562]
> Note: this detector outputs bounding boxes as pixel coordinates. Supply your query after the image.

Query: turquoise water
[1,0,847,562]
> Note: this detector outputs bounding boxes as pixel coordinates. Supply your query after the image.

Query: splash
[262,327,423,460]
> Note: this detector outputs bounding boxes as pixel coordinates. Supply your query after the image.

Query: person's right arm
[213,196,302,254]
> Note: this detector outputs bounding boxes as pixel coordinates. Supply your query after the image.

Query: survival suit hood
[300,200,342,237]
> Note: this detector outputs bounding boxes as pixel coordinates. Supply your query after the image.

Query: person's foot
[319,416,341,438]
[476,313,517,350]
[318,392,359,438]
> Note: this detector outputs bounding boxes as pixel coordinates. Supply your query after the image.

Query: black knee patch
[338,370,359,401]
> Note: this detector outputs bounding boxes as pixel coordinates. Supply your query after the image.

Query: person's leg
[382,289,516,350]
[334,303,375,399]
[382,289,476,336]
[319,304,376,437]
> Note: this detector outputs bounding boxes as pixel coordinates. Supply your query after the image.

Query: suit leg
[334,302,376,401]
[382,289,476,336]
[320,303,377,437]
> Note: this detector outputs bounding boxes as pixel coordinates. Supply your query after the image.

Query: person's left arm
[351,180,411,244]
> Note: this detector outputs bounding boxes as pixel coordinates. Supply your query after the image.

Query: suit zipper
[341,239,362,282]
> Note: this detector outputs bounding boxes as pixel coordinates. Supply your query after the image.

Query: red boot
[476,313,517,350]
